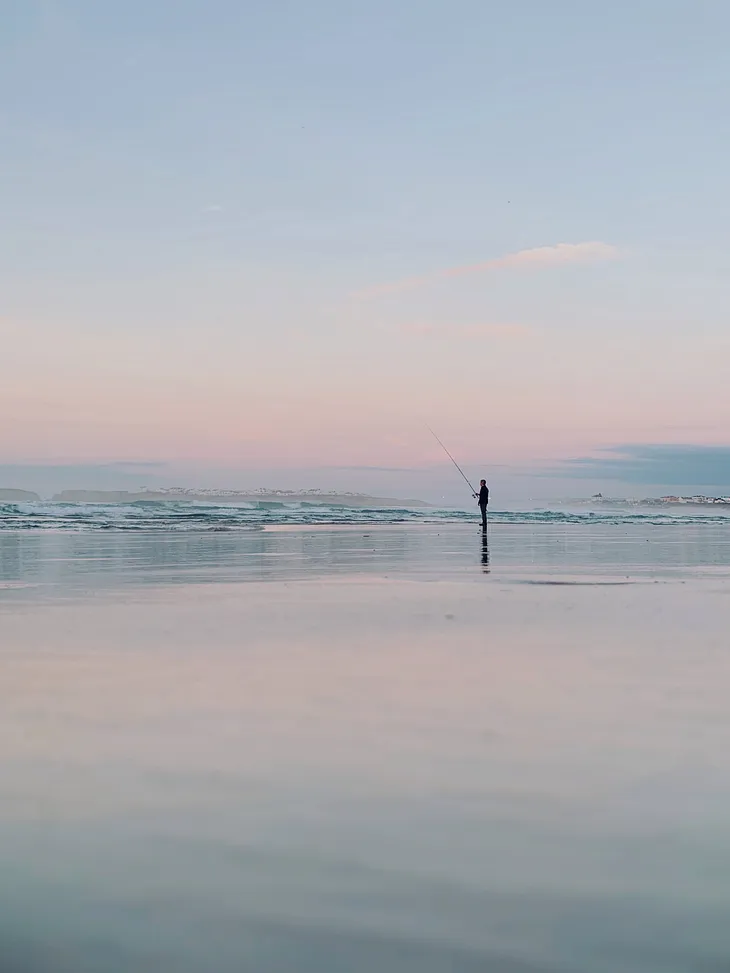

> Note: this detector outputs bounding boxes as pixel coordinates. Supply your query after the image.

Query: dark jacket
[478,485,489,506]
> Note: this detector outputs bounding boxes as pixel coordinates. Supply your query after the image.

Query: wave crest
[2,501,730,532]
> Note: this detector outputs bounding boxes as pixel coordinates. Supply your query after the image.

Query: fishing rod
[426,424,478,497]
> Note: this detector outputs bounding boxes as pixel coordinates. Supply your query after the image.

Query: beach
[2,521,730,972]
[6,0,729,967]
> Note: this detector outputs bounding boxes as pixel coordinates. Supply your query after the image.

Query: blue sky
[2,1,729,498]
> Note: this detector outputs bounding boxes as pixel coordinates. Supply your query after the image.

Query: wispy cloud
[399,321,530,339]
[354,241,619,300]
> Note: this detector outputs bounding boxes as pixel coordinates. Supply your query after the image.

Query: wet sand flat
[1,525,730,972]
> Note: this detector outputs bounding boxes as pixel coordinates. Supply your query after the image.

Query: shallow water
[1,524,730,971]
[2,520,730,598]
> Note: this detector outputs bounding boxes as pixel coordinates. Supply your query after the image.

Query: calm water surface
[1,524,730,971]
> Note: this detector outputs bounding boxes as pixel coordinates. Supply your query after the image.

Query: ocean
[2,498,730,532]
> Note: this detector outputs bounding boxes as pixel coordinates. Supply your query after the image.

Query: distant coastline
[3,487,729,509]
[7,488,431,509]
[586,493,730,506]
[0,489,41,502]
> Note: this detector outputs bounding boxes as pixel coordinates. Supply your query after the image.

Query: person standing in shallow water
[477,479,489,530]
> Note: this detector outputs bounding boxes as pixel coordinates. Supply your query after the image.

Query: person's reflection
[481,531,490,573]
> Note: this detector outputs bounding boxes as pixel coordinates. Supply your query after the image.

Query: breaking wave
[1,501,730,532]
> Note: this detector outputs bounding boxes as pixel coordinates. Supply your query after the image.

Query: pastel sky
[2,1,730,497]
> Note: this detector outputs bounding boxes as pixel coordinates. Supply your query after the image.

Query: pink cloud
[399,321,531,339]
[354,241,619,300]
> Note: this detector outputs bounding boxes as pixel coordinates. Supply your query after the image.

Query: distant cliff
[51,489,430,508]
[0,489,41,502]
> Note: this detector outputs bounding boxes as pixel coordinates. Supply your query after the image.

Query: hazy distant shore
[3,488,730,508]
[39,489,432,508]
[584,494,730,507]
[0,489,41,502]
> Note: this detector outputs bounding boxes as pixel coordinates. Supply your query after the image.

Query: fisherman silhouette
[477,479,489,530]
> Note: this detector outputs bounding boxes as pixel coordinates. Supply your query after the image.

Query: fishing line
[425,424,478,497]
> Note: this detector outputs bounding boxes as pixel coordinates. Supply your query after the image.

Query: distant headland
[34,488,432,508]
[0,489,41,502]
